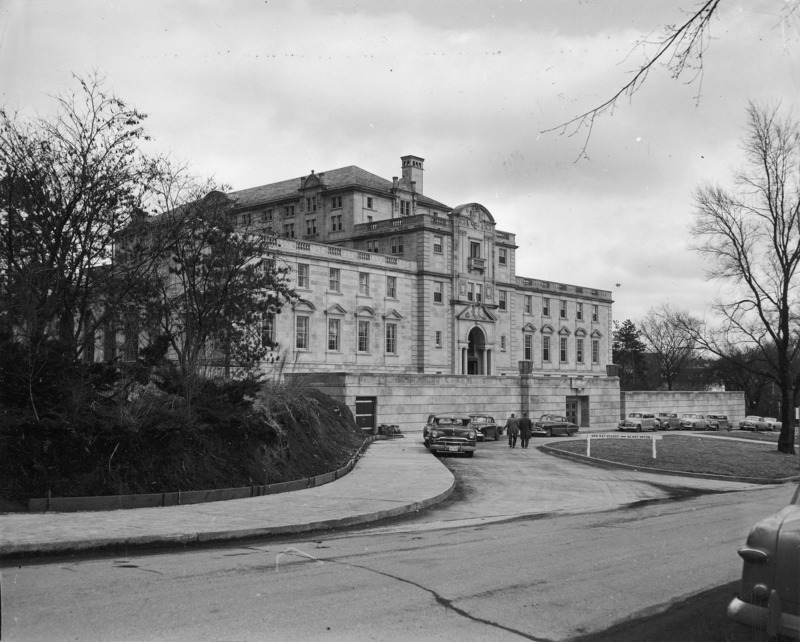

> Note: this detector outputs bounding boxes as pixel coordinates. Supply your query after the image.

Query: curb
[538,444,800,485]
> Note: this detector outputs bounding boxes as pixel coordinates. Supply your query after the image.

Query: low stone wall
[292,372,621,433]
[621,391,746,425]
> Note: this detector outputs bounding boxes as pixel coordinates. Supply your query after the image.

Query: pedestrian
[505,413,519,448]
[518,412,532,449]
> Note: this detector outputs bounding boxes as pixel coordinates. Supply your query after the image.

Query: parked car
[656,412,681,431]
[706,414,730,431]
[727,485,800,639]
[468,414,500,441]
[422,414,476,457]
[765,417,782,431]
[533,414,579,437]
[618,412,660,432]
[738,415,772,432]
[678,413,719,430]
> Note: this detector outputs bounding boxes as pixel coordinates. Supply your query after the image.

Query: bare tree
[0,73,166,418]
[133,169,296,405]
[639,303,700,390]
[543,0,800,158]
[685,101,800,454]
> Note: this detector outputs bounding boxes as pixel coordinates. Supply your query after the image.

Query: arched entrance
[467,326,487,375]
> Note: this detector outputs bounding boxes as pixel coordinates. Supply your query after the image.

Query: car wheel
[636,425,642,432]
[546,428,552,437]
[494,431,499,441]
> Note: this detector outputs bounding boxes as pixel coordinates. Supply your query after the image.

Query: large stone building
[221,155,620,430]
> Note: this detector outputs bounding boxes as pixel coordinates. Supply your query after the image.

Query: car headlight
[430,430,439,438]
[468,431,476,440]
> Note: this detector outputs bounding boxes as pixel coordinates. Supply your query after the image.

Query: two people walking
[505,412,532,449]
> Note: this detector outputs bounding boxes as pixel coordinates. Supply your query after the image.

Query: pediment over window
[591,329,603,338]
[522,322,537,333]
[541,324,555,334]
[355,305,376,317]
[456,304,497,322]
[301,172,324,190]
[575,328,587,337]
[383,308,404,320]
[293,299,316,312]
[325,303,347,316]
[558,327,571,336]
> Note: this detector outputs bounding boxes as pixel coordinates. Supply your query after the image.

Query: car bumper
[618,425,638,431]
[728,594,800,639]
[429,442,476,454]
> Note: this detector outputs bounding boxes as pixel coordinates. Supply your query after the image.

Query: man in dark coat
[518,412,533,449]
[505,413,519,448]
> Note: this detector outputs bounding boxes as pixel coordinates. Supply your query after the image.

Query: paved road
[3,437,792,641]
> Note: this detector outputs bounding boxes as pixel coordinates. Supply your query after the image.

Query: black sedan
[532,414,579,437]
[469,415,500,441]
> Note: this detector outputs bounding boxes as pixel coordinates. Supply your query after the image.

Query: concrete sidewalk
[0,438,454,558]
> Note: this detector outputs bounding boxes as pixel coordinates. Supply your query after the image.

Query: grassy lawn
[546,433,800,480]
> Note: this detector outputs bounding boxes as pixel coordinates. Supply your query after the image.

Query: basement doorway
[355,397,377,433]
[566,396,590,428]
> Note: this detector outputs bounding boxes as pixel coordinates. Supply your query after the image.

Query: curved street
[2,437,792,641]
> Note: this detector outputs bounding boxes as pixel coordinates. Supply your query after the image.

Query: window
[476,284,483,303]
[358,320,370,352]
[499,290,507,311]
[263,209,273,222]
[283,223,295,238]
[577,303,584,321]
[306,219,316,235]
[576,338,584,363]
[295,316,309,350]
[328,318,340,351]
[284,205,295,217]
[400,200,411,216]
[467,282,474,302]
[434,281,443,303]
[560,337,568,363]
[331,214,343,231]
[329,268,340,292]
[543,297,550,317]
[241,212,251,226]
[542,335,551,362]
[297,263,309,288]
[385,323,397,354]
[433,235,443,253]
[366,196,373,209]
[306,196,317,212]
[435,331,442,348]
[359,272,370,296]
[525,295,532,314]
[387,276,397,298]
[103,324,116,361]
[261,315,275,347]
[331,195,342,209]
[499,248,507,265]
[560,300,567,319]
[592,339,600,364]
[501,335,507,351]
[391,236,404,254]
[470,242,481,258]
[592,304,599,322]
[524,334,533,361]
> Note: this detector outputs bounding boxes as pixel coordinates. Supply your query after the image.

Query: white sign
[585,432,662,459]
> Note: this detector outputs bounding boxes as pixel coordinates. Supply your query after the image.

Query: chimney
[401,155,424,194]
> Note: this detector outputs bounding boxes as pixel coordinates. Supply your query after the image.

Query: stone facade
[292,372,622,433]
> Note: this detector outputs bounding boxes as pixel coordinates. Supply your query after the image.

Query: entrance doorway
[355,397,377,432]
[566,396,590,427]
[467,327,486,375]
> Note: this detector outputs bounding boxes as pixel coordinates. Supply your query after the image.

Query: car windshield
[470,417,490,424]
[630,413,642,418]
[435,417,468,426]
[745,416,763,421]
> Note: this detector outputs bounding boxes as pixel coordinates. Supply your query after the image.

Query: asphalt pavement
[0,430,792,558]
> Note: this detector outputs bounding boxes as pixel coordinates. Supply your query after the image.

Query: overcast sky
[2,0,799,323]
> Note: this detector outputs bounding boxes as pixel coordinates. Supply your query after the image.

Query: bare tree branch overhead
[542,0,800,160]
